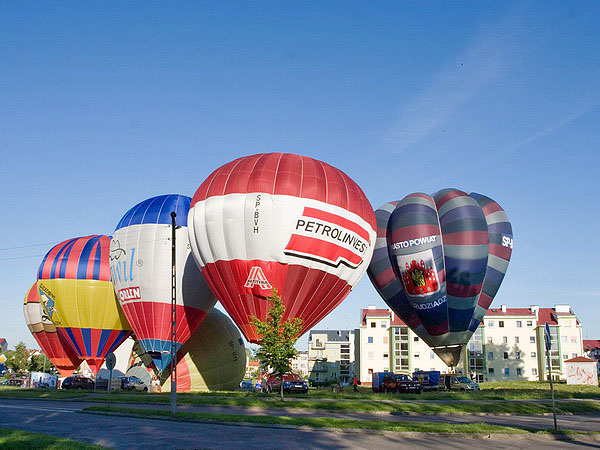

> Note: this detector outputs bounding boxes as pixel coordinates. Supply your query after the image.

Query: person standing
[353,375,359,393]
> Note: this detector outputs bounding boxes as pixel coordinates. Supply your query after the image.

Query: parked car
[119,376,148,392]
[265,373,308,394]
[439,374,480,391]
[1,378,24,387]
[61,376,95,390]
[254,381,263,393]
[381,373,422,394]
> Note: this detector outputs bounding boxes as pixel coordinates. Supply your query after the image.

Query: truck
[371,371,394,393]
[412,370,441,390]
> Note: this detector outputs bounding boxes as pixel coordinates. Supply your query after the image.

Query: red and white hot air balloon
[188,153,376,342]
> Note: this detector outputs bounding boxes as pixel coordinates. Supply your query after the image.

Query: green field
[0,427,105,449]
[85,405,600,435]
[2,381,599,416]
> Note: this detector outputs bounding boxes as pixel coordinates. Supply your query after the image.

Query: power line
[0,241,61,252]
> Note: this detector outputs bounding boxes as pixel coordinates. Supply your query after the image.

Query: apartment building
[291,351,309,377]
[356,306,450,384]
[307,330,355,385]
[354,304,584,384]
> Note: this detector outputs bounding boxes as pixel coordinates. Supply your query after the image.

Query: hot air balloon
[367,189,513,366]
[23,282,82,377]
[160,309,247,392]
[37,235,132,375]
[188,153,377,342]
[110,194,217,373]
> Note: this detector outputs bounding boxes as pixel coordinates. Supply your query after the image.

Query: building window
[487,352,494,360]
[315,373,319,381]
[487,337,493,344]
[371,322,376,328]
[517,321,522,328]
[515,351,521,360]
[383,353,388,358]
[368,369,373,374]
[430,352,435,360]
[395,343,400,350]
[527,321,533,327]
[530,336,536,343]
[532,368,538,376]
[380,321,386,328]
[531,352,536,358]
[572,353,577,359]
[504,368,510,376]
[561,336,567,344]
[395,358,400,366]
[414,352,420,358]
[414,337,419,342]
[517,368,522,376]
[499,321,504,327]
[488,321,494,327]
[571,337,577,344]
[503,352,509,360]
[515,336,520,344]
[394,328,400,335]
[503,336,508,344]
[367,337,373,344]
[383,337,388,344]
[562,354,568,360]
[488,368,494,375]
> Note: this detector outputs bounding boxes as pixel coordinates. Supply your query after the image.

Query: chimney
[530,305,539,320]
[501,304,507,312]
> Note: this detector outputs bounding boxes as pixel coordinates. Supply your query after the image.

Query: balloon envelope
[188,153,377,342]
[111,194,217,373]
[367,189,513,366]
[160,309,247,392]
[23,282,82,377]
[37,235,132,375]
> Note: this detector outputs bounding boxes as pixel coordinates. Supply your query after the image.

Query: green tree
[30,353,55,373]
[5,342,30,373]
[250,289,302,401]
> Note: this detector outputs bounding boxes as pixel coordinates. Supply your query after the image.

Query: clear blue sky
[1,2,599,351]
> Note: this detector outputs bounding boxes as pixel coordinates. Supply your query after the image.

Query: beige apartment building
[352,304,584,384]
[307,330,356,385]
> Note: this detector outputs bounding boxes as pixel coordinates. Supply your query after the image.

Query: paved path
[1,398,599,449]
[1,398,600,449]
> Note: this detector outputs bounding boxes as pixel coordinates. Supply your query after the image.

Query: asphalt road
[0,398,599,449]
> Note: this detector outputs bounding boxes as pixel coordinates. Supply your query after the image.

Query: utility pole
[170,211,177,414]
[545,322,558,431]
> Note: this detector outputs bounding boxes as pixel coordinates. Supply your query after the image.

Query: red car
[264,373,308,394]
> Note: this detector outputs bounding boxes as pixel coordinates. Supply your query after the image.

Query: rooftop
[583,340,600,351]
[564,356,596,363]
[309,329,352,342]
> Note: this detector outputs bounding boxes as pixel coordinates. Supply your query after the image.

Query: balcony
[308,356,327,361]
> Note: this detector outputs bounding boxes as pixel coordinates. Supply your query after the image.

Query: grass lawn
[84,406,530,434]
[83,393,600,414]
[0,387,87,400]
[0,427,105,449]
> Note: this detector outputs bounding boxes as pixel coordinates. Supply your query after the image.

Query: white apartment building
[356,306,449,384]
[291,351,309,377]
[307,330,355,385]
[354,304,584,384]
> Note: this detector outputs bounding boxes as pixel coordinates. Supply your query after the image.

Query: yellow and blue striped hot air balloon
[37,235,132,375]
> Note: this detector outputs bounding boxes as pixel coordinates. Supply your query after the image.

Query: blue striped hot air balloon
[367,189,513,366]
